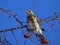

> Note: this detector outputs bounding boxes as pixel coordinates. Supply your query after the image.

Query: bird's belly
[28,23,36,30]
[33,18,42,34]
[27,17,42,34]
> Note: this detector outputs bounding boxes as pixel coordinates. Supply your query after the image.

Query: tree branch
[39,18,60,22]
[39,13,60,22]
[0,7,23,26]
[0,26,23,33]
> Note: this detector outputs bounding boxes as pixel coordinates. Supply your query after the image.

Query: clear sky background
[0,0,60,45]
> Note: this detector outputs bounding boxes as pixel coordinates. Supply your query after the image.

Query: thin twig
[0,26,23,33]
[39,13,60,22]
[39,18,60,22]
[11,30,18,45]
[0,7,23,26]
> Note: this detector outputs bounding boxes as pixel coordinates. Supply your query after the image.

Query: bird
[25,9,48,45]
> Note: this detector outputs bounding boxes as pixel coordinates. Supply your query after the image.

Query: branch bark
[0,26,22,33]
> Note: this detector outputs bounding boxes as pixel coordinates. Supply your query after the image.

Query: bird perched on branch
[25,9,48,45]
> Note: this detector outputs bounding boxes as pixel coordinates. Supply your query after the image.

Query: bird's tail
[38,34,48,44]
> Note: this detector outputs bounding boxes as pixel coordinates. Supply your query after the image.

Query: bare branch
[11,30,18,45]
[0,26,23,33]
[39,18,60,22]
[0,7,23,26]
[39,13,60,22]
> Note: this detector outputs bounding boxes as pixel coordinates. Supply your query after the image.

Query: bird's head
[25,9,34,16]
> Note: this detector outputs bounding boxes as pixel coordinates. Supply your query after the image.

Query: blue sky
[0,0,60,45]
